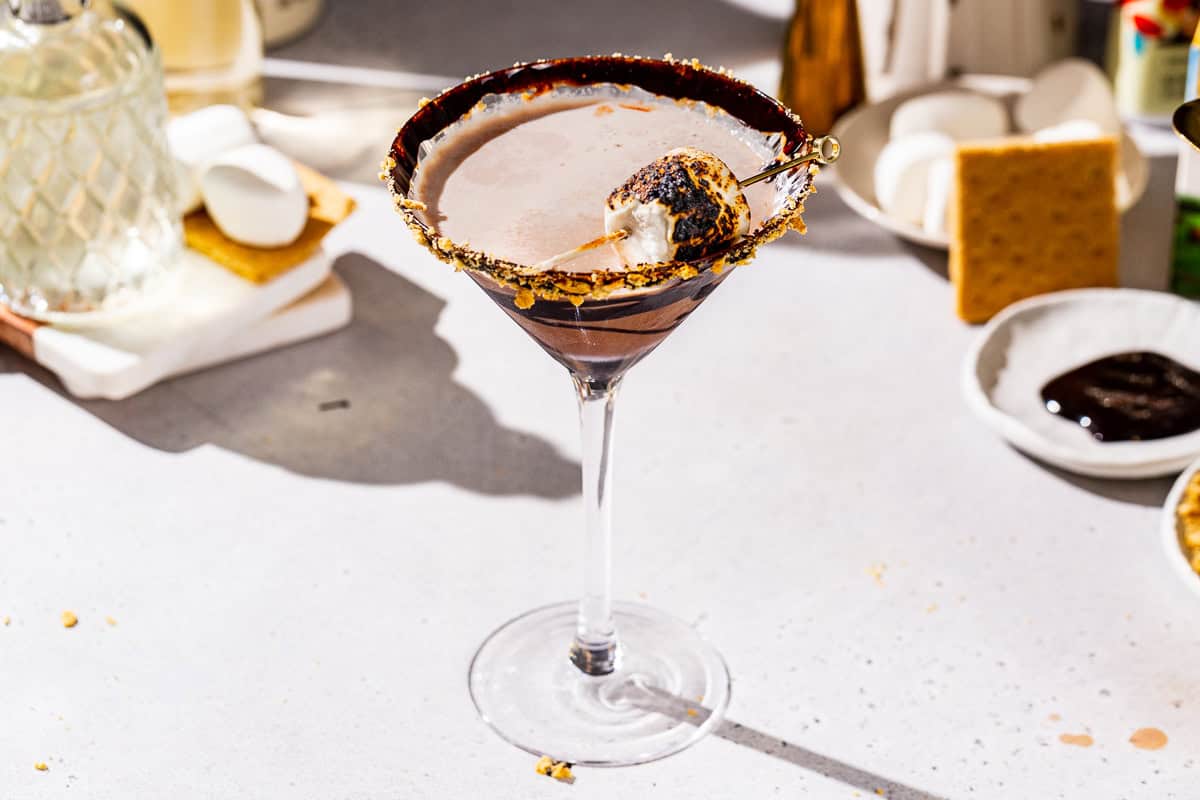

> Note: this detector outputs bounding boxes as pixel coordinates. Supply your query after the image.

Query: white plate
[829,75,1150,250]
[1161,458,1200,601]
[962,288,1200,479]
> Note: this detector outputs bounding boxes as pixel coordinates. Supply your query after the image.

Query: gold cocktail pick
[738,134,841,188]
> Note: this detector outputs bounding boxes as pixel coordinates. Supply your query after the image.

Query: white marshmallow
[889,92,1009,142]
[167,104,258,215]
[874,132,956,226]
[605,201,674,265]
[1032,119,1107,143]
[200,144,309,249]
[922,156,955,238]
[1016,59,1121,136]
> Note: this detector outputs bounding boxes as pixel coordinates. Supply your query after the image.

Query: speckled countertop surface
[1,3,1196,799]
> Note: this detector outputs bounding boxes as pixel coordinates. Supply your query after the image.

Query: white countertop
[1,126,1195,799]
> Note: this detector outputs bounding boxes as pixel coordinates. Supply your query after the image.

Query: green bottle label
[1171,195,1200,297]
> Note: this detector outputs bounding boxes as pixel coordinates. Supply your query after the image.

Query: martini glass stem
[570,376,621,676]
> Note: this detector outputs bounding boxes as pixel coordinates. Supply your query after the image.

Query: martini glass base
[468,601,731,767]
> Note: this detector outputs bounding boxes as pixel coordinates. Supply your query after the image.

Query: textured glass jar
[0,0,180,318]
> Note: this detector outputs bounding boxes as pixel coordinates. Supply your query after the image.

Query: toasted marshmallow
[605,147,750,267]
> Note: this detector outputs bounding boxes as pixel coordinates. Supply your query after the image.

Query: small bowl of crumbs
[1161,457,1200,599]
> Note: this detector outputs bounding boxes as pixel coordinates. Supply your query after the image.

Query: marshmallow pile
[874,59,1123,237]
[168,105,310,249]
[604,147,751,267]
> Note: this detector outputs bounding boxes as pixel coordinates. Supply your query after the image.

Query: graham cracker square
[950,138,1119,324]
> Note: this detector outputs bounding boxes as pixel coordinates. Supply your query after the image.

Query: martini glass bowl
[386,56,821,767]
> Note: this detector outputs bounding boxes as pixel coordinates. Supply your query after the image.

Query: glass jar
[119,0,263,113]
[0,0,181,318]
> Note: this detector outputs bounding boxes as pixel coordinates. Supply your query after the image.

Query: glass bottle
[258,0,322,47]
[0,0,181,318]
[119,0,263,113]
[778,0,868,134]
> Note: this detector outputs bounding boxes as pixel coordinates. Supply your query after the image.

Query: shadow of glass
[0,253,580,499]
[629,683,949,800]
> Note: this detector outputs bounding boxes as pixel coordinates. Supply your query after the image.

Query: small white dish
[829,75,1150,250]
[1161,458,1200,601]
[963,288,1200,479]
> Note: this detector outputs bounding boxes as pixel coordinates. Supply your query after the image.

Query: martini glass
[385,56,823,766]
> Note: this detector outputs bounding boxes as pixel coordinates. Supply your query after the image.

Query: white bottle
[947,0,1079,77]
[858,0,951,100]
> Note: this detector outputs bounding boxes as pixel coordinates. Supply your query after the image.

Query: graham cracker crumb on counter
[686,708,698,717]
[535,755,574,782]
[1059,733,1094,747]
[34,762,48,771]
[1130,727,1168,750]
[3,616,10,626]
[105,616,117,627]
[866,563,886,586]
[61,611,78,628]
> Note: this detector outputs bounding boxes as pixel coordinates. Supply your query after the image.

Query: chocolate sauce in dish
[1040,352,1200,442]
